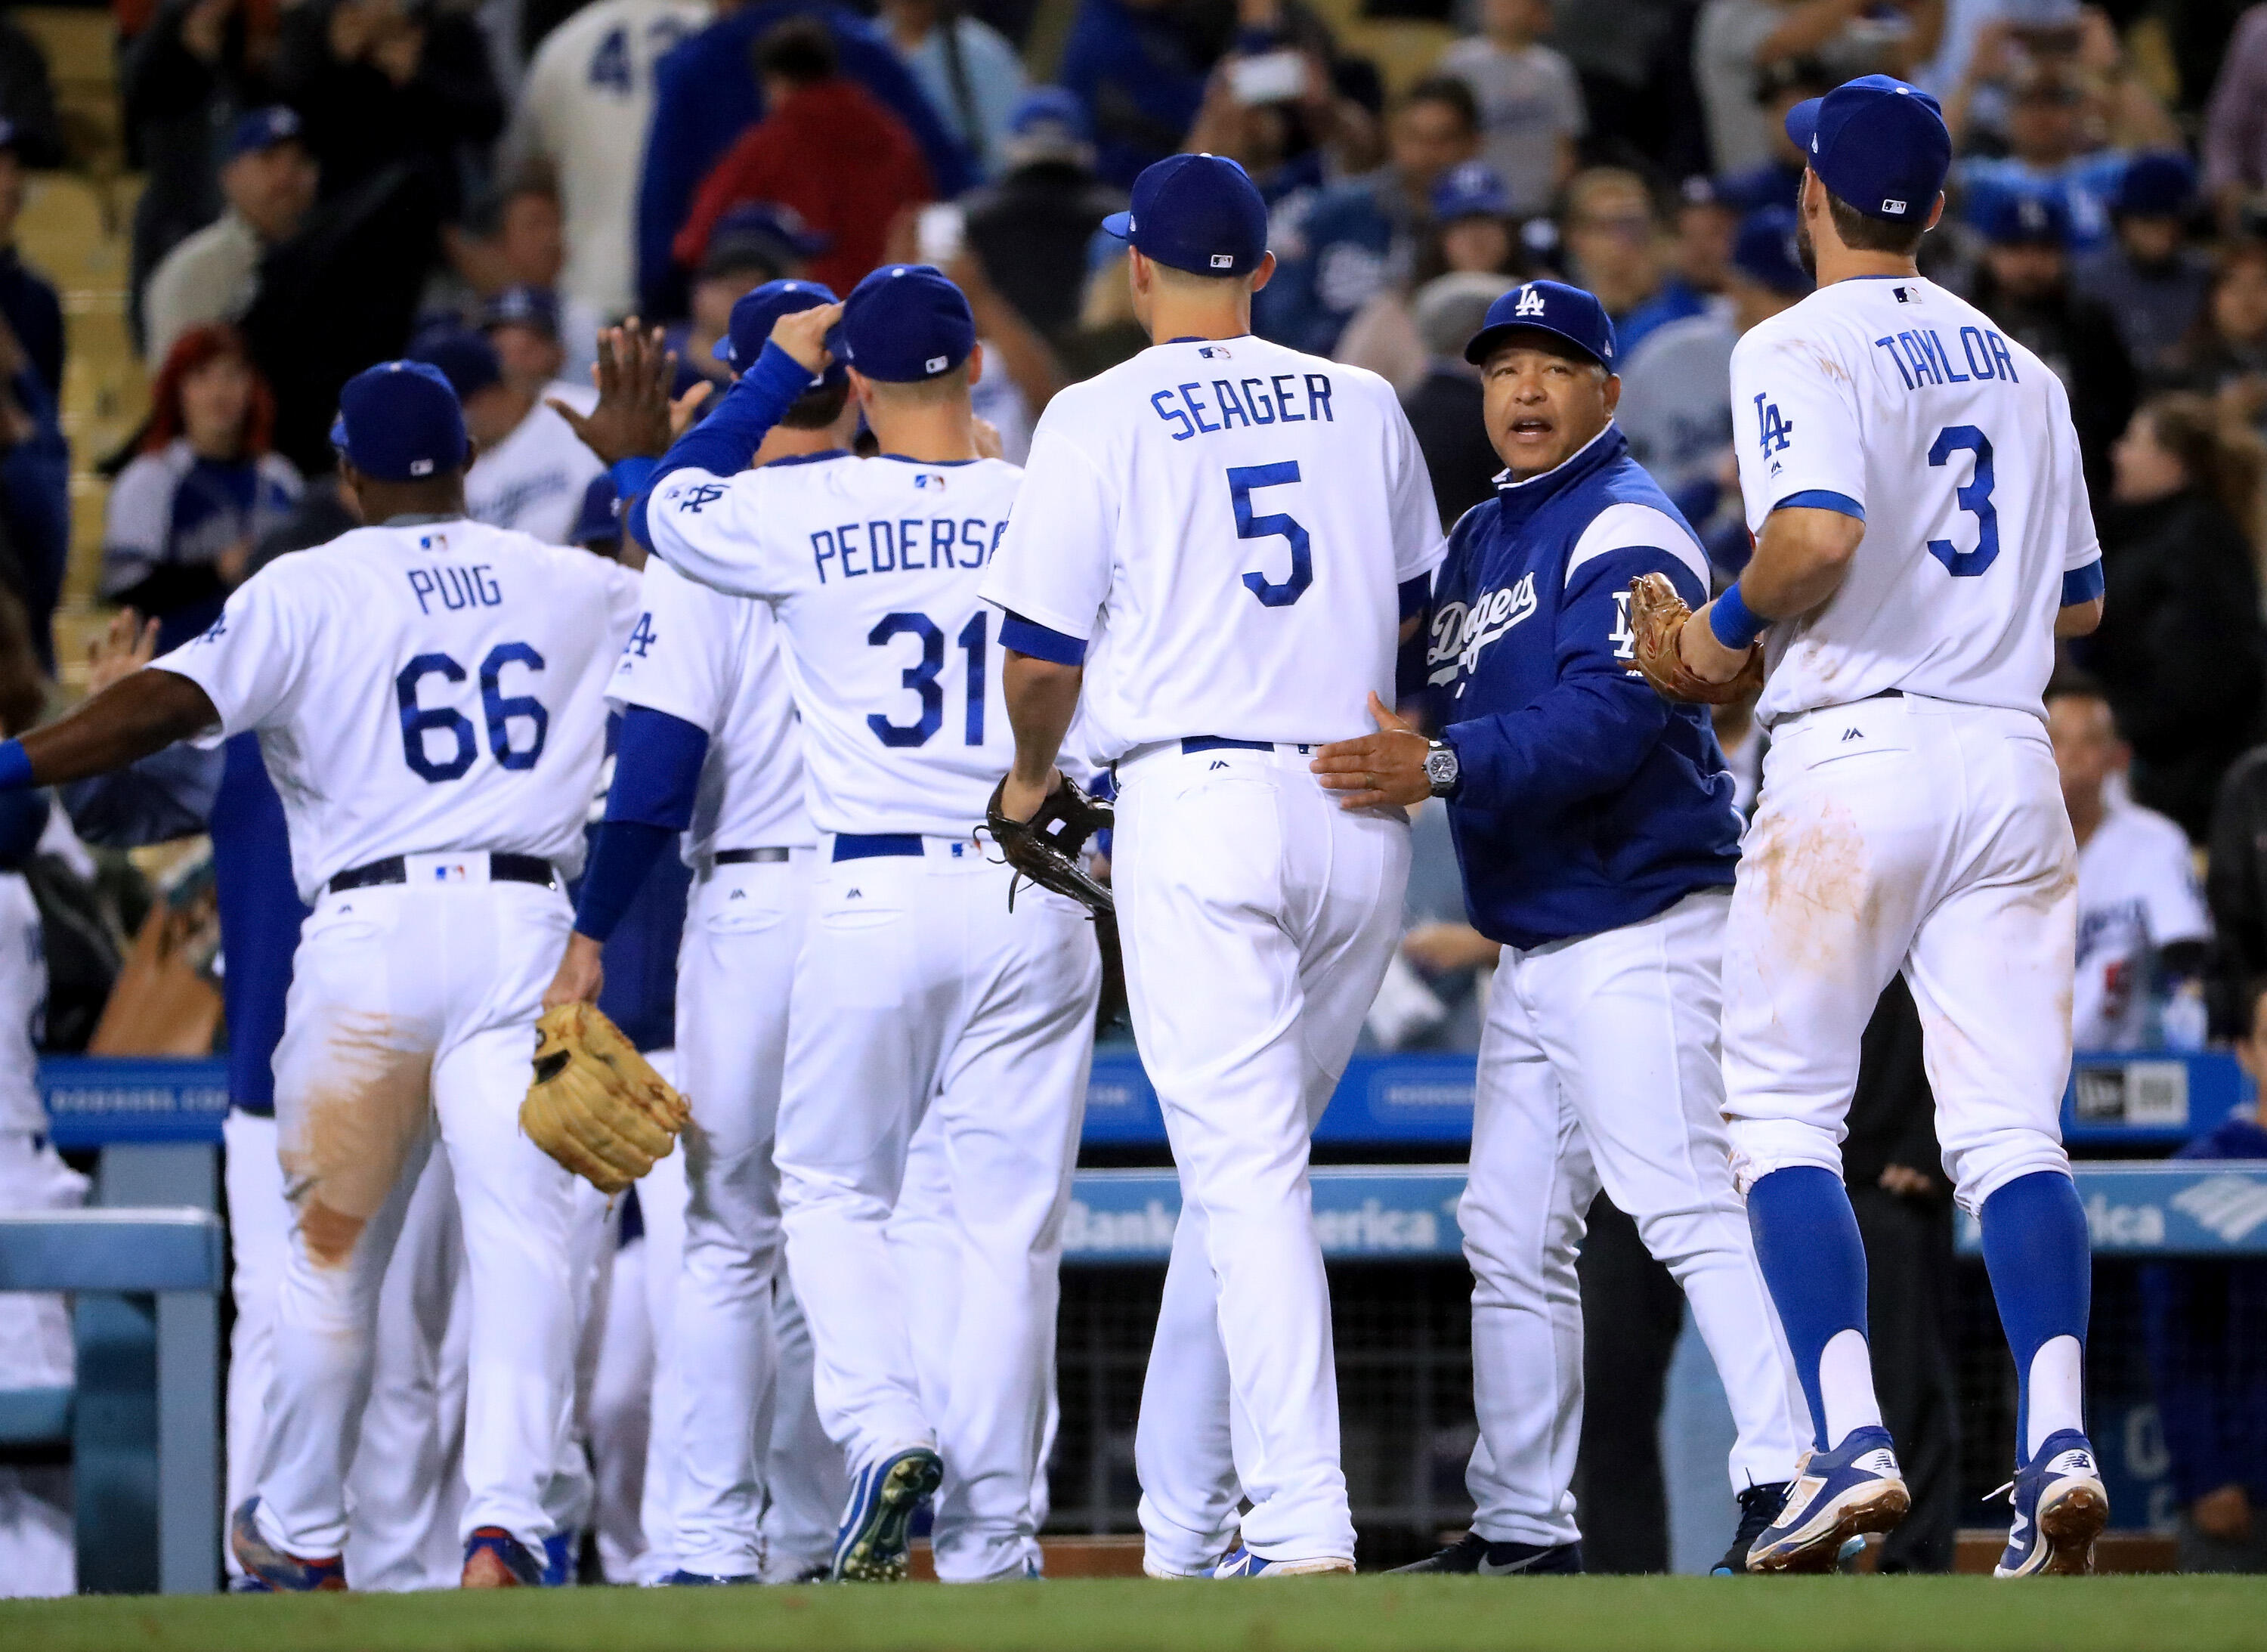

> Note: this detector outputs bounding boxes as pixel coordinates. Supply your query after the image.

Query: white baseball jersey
[2074,799,2211,1050]
[156,519,641,903]
[648,453,1024,837]
[607,555,813,858]
[978,336,1444,759]
[504,0,711,318]
[466,388,605,547]
[1729,276,2102,727]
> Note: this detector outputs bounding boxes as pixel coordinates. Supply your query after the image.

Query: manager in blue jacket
[1313,280,1805,1576]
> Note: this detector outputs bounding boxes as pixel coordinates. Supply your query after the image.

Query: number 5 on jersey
[1228,462,1311,607]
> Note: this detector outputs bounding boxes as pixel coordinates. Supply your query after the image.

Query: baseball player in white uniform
[1660,76,2111,1575]
[621,264,1101,1582]
[0,360,641,1589]
[543,285,855,1583]
[982,154,1445,1576]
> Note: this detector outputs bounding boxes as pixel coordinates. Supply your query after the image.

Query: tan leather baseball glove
[520,1002,690,1194]
[1626,572,1766,706]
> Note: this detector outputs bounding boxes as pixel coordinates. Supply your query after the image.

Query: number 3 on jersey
[396,644,549,782]
[1925,424,1999,577]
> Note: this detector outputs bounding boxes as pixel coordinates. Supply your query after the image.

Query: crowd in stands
[0,0,2265,1579]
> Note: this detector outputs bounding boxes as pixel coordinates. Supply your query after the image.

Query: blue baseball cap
[229,106,304,162]
[840,265,974,382]
[1463,279,1617,368]
[1731,206,1809,296]
[1102,153,1268,278]
[717,277,845,378]
[1009,85,1090,142]
[571,475,621,546]
[701,203,831,279]
[1432,161,1511,224]
[409,329,503,403]
[1977,189,2071,246]
[1786,74,1950,224]
[2117,150,2195,218]
[328,361,468,481]
[481,284,560,338]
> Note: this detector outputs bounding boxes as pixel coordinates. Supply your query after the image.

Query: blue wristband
[0,739,31,792]
[1708,582,1768,651]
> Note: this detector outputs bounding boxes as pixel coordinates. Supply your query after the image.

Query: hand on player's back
[769,302,845,376]
[551,323,679,466]
[1311,692,1431,810]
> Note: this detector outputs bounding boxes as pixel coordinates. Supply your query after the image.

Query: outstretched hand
[551,322,679,465]
[87,608,160,697]
[1310,692,1432,809]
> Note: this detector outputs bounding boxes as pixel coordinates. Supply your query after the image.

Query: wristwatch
[1423,738,1460,799]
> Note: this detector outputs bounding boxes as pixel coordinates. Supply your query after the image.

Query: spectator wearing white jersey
[2047,670,2212,1050]
[503,0,710,320]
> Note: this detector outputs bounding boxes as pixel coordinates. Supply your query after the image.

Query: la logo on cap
[1514,286,1546,317]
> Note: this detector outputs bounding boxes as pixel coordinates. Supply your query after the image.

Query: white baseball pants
[1114,741,1410,1570]
[762,1275,848,1581]
[1459,889,1805,1547]
[0,1132,85,1598]
[222,1107,285,1582]
[1722,695,2077,1212]
[775,840,1097,1575]
[662,853,811,1576]
[254,875,580,1560]
[345,1149,471,1591]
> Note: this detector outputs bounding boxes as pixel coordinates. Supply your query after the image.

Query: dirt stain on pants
[280,1011,435,1268]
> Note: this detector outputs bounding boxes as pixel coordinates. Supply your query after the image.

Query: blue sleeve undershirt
[623,342,818,552]
[0,790,49,869]
[2061,558,2105,607]
[572,705,712,942]
[1000,611,1086,666]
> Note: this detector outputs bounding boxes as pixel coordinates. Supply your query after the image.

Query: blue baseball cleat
[1391,1533,1582,1574]
[229,1497,346,1592]
[462,1525,545,1588]
[541,1528,579,1586]
[1208,1547,1355,1577]
[830,1445,943,1581]
[1993,1431,2108,1577]
[1745,1426,1910,1573]
[664,1568,761,1585]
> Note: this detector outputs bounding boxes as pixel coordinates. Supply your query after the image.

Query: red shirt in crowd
[673,79,934,296]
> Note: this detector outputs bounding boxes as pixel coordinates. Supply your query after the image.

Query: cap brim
[328,414,348,451]
[712,336,736,367]
[1100,211,1133,240]
[1463,320,1607,370]
[1785,97,1823,158]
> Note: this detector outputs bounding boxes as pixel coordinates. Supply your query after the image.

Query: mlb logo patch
[1199,344,1232,360]
[1881,198,1907,215]
[914,472,946,490]
[419,532,449,552]
[1210,253,1233,268]
[433,861,471,883]
[925,354,948,374]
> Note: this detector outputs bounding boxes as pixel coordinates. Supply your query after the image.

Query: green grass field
[3,1575,2264,1652]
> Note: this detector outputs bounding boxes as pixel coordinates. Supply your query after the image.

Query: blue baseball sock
[1979,1171,2091,1464]
[1747,1165,1870,1451]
